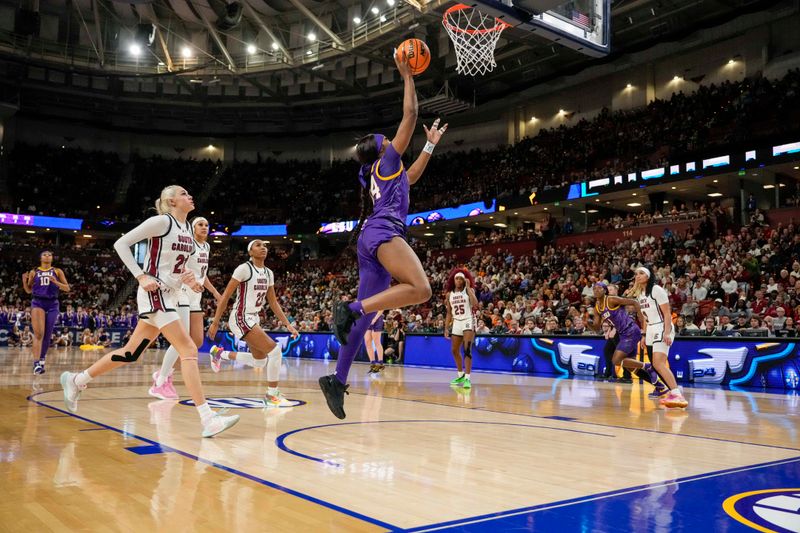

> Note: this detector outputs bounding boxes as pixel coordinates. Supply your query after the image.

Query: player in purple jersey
[22,251,71,375]
[318,53,448,419]
[587,282,661,386]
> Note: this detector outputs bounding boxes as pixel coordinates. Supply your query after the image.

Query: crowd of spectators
[6,69,800,228]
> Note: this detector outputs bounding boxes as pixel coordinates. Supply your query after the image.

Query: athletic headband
[247,240,260,253]
[635,266,652,278]
[455,272,466,279]
[191,217,208,230]
[594,282,607,289]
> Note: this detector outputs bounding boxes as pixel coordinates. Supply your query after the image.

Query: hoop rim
[443,3,511,35]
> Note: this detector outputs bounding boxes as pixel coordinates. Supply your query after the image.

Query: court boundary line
[27,391,399,531]
[401,456,800,532]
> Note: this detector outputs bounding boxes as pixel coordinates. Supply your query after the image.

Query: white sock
[157,346,180,387]
[266,345,282,382]
[267,387,279,396]
[670,388,681,394]
[220,350,231,360]
[465,374,471,380]
[197,402,214,424]
[457,372,464,378]
[75,370,93,388]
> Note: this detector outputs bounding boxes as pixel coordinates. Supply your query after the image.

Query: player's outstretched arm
[207,277,239,339]
[267,285,298,337]
[390,53,418,156]
[407,118,449,185]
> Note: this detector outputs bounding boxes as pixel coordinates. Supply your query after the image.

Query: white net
[442,4,510,76]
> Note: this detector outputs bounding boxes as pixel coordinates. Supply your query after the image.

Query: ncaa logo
[724,489,800,533]
[179,397,305,409]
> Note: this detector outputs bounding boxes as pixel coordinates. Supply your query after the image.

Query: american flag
[572,10,591,28]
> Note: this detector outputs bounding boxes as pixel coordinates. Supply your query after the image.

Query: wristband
[423,141,436,154]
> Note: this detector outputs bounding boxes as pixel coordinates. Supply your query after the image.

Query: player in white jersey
[444,269,478,389]
[207,240,298,407]
[60,185,239,437]
[149,216,222,400]
[631,266,688,409]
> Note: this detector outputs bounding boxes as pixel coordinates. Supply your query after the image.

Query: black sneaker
[33,361,46,375]
[318,374,349,419]
[367,364,378,374]
[333,302,359,345]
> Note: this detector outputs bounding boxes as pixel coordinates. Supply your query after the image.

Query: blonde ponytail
[154,185,181,215]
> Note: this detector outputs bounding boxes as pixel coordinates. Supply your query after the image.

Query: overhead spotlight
[308,32,316,41]
[387,0,395,5]
[271,42,279,50]
[673,75,681,81]
[306,49,312,55]
[182,46,192,58]
[558,108,565,114]
[371,6,380,14]
[530,116,537,121]
[247,44,257,54]
[626,83,632,89]
[728,59,735,65]
[379,14,386,21]
[627,202,641,207]
[129,43,141,56]
[311,63,325,70]
[353,16,362,23]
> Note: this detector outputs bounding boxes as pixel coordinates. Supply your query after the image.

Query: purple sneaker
[649,380,669,399]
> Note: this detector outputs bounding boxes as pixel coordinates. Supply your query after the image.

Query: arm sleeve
[653,285,669,306]
[377,142,403,178]
[232,263,251,282]
[113,215,170,280]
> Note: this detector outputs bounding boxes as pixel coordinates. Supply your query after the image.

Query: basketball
[396,38,431,75]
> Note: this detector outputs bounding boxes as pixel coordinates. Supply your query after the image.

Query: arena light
[727,59,735,65]
[763,184,775,189]
[423,233,434,236]
[293,239,302,243]
[371,6,380,14]
[380,15,386,21]
[627,202,641,207]
[307,32,316,42]
[182,46,192,58]
[247,44,257,54]
[707,193,723,197]
[387,0,395,5]
[625,83,632,89]
[493,223,507,228]
[353,16,361,23]
[271,42,279,50]
[129,43,141,56]
[82,234,93,238]
[673,75,681,81]
[530,116,537,121]
[26,230,35,234]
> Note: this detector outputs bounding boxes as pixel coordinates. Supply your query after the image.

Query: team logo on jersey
[179,397,306,409]
[723,488,800,533]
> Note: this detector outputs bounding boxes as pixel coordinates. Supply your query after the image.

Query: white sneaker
[264,391,293,408]
[201,413,240,438]
[60,372,84,413]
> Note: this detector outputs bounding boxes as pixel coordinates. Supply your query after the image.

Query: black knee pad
[464,344,473,359]
[111,338,150,362]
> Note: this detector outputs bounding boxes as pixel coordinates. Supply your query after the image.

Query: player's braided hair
[351,134,380,245]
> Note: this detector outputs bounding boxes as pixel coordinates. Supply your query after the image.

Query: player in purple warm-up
[318,53,448,419]
[587,282,661,386]
[22,251,71,375]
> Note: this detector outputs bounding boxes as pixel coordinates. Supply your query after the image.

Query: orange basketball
[396,38,431,76]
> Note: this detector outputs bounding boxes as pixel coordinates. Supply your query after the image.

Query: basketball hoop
[442,3,510,76]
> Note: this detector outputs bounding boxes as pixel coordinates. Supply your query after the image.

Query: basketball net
[442,4,510,76]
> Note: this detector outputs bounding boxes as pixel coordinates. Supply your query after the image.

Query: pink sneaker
[148,371,178,400]
[209,346,223,373]
[661,390,688,409]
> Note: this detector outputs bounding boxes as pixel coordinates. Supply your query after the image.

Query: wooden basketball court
[1,347,798,532]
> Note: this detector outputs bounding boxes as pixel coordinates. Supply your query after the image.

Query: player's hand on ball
[137,274,160,292]
[423,118,448,144]
[393,49,413,78]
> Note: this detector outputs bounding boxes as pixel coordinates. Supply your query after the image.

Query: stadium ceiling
[0,0,787,134]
